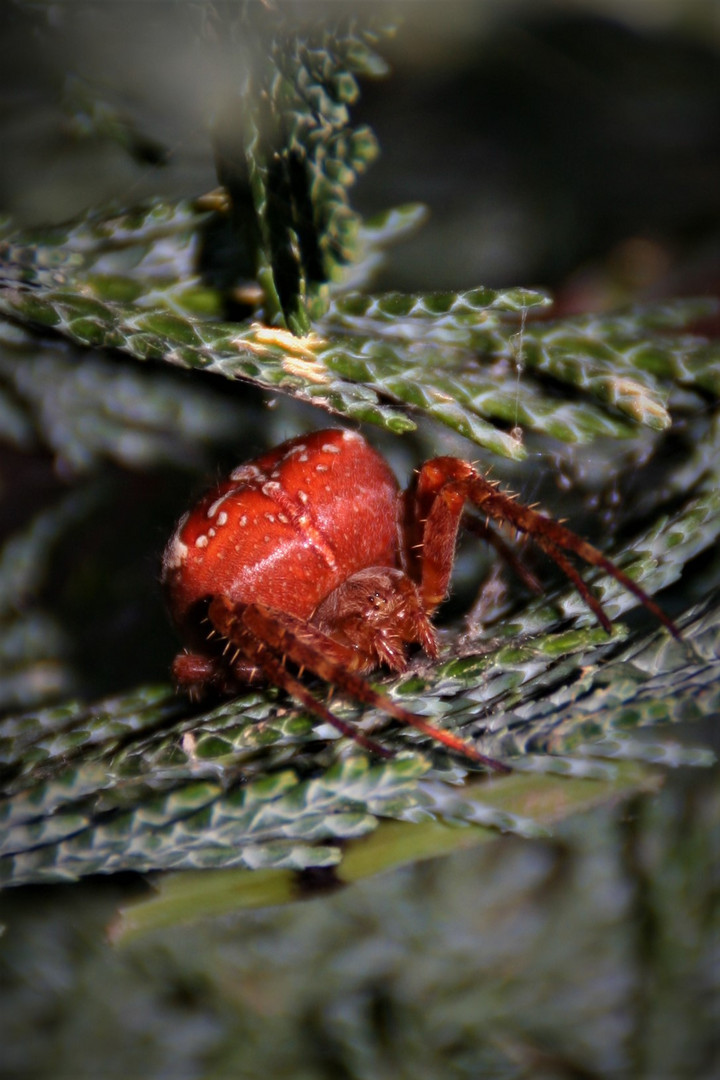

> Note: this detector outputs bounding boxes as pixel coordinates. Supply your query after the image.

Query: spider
[162,427,678,771]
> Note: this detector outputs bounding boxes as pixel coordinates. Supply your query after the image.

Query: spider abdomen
[162,428,400,643]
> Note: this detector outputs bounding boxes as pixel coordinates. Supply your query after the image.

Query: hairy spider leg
[207,596,510,772]
[410,458,680,638]
[461,511,544,596]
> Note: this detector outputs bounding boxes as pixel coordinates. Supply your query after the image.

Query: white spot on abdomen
[207,492,236,519]
[161,512,189,574]
[229,463,262,483]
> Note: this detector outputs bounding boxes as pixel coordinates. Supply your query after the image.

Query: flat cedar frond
[212,7,394,332]
[3,250,720,454]
[0,11,718,887]
[0,468,718,887]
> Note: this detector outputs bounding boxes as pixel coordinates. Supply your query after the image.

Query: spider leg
[535,538,613,633]
[207,599,393,756]
[462,511,544,595]
[247,627,397,757]
[467,477,680,638]
[410,458,679,638]
[208,596,510,772]
[172,649,260,697]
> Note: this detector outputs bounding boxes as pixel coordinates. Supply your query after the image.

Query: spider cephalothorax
[162,427,678,769]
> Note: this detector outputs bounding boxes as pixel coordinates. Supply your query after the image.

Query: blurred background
[3,0,720,296]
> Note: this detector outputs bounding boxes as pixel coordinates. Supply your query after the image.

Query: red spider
[162,427,678,770]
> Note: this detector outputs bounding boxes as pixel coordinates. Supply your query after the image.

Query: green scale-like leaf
[7,259,718,455]
[230,17,391,332]
[0,751,431,886]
